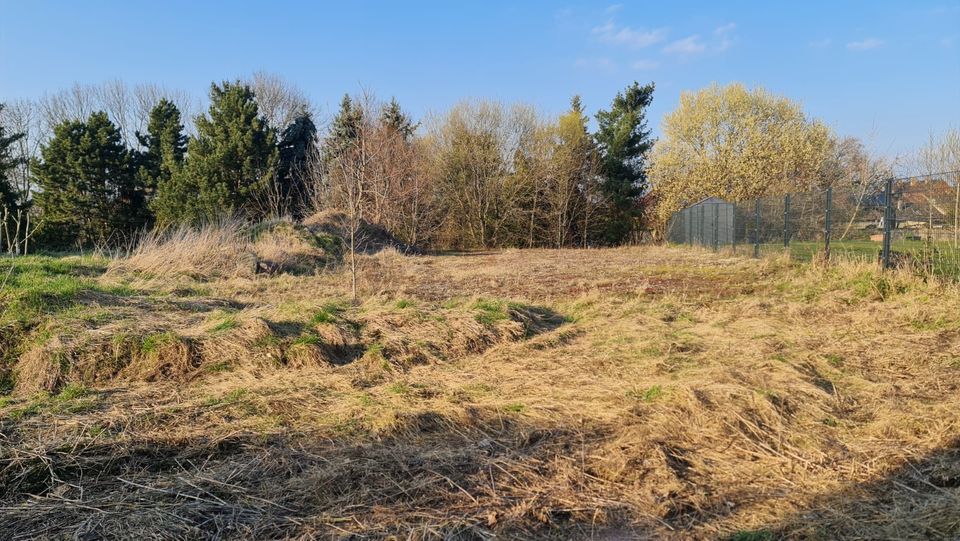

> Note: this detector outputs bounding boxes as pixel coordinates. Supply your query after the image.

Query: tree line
[3,76,955,255]
[0,76,656,253]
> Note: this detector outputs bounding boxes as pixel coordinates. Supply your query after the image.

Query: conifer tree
[380,97,417,140]
[136,98,186,201]
[155,81,278,224]
[594,82,655,243]
[33,112,145,247]
[276,112,317,218]
[324,95,364,161]
[0,104,25,215]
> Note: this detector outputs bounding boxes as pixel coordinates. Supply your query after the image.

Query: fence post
[754,199,761,258]
[823,186,833,262]
[713,204,719,251]
[783,194,791,249]
[731,205,737,254]
[700,205,705,247]
[881,177,894,269]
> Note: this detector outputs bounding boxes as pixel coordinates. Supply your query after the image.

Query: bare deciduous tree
[317,94,379,300]
[248,71,312,133]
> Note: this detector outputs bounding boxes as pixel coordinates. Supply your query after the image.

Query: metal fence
[666,172,960,279]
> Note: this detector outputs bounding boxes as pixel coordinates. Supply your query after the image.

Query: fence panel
[665,173,960,279]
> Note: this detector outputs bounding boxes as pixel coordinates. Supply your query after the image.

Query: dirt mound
[303,210,418,255]
[250,220,334,275]
[107,215,415,284]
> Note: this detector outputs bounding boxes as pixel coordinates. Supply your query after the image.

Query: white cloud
[592,21,668,48]
[714,23,736,51]
[663,35,706,55]
[809,38,832,48]
[631,59,659,70]
[604,4,623,14]
[714,23,736,35]
[847,38,883,51]
[574,57,617,72]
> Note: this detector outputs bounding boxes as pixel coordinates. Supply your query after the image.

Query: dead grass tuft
[108,220,256,283]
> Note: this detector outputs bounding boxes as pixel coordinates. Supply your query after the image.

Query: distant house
[896,178,955,225]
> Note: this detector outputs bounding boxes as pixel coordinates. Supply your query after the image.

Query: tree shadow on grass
[729,436,960,540]
[0,408,655,540]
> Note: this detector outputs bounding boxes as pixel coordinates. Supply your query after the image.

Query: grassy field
[1,239,959,539]
[715,239,960,278]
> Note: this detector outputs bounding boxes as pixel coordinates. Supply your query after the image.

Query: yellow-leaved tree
[648,83,834,227]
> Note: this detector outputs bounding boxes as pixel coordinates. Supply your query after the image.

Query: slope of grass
[0,245,958,540]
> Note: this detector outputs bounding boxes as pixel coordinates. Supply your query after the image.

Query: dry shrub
[109,220,256,282]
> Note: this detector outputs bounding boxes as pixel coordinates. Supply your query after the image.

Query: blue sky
[1,0,958,156]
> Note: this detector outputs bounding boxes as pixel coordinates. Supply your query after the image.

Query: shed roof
[685,196,732,208]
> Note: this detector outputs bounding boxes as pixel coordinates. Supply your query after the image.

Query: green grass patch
[311,301,347,324]
[208,313,239,334]
[204,388,249,407]
[461,383,494,396]
[504,402,526,413]
[910,315,953,331]
[387,382,411,395]
[5,383,99,419]
[56,382,90,401]
[253,334,282,349]
[365,342,385,357]
[141,331,179,355]
[205,361,232,373]
[627,384,664,402]
[0,255,133,326]
[473,298,509,325]
[293,332,322,346]
[727,531,773,541]
[824,354,845,369]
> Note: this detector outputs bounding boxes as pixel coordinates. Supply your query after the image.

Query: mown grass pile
[1,236,958,539]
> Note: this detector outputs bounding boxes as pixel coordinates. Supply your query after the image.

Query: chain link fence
[666,172,960,279]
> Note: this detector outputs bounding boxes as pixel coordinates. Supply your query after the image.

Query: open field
[1,243,959,540]
[714,239,960,278]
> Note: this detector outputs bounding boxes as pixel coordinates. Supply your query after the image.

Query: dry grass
[1,244,958,539]
[108,220,257,282]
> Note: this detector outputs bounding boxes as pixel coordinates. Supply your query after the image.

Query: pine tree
[155,81,278,224]
[380,97,417,140]
[324,94,364,161]
[594,82,655,243]
[276,112,318,219]
[136,99,186,201]
[0,103,26,214]
[33,112,145,248]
